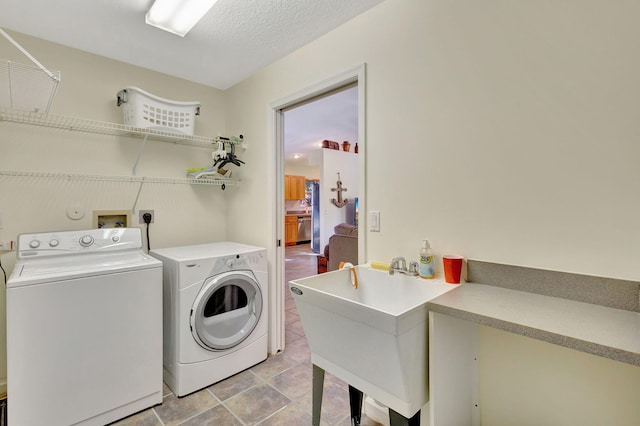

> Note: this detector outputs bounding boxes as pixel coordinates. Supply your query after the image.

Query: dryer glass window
[204,285,248,317]
[191,271,263,350]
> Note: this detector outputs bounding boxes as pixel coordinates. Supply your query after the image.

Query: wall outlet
[0,240,15,251]
[139,210,155,224]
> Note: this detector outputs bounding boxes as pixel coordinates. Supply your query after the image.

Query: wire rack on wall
[0,107,222,148]
[1,27,61,113]
[0,170,240,187]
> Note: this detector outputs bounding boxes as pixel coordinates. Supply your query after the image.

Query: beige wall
[223,0,640,422]
[0,32,231,393]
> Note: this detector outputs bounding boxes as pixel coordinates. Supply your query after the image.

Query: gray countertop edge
[427,286,640,367]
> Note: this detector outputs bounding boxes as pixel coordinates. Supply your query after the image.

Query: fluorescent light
[146,0,219,37]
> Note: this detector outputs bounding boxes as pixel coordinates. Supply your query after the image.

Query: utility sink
[289,266,458,418]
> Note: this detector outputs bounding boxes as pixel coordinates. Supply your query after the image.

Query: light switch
[370,211,380,232]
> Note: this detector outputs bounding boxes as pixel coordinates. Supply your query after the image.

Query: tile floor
[112,243,381,426]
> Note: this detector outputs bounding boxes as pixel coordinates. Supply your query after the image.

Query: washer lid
[190,270,263,351]
[8,251,161,288]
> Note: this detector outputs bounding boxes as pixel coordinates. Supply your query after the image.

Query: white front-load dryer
[150,242,268,397]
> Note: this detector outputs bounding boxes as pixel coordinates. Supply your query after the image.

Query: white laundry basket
[116,86,200,135]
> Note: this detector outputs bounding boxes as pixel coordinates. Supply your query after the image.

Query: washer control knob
[49,239,59,247]
[112,236,120,242]
[29,240,40,249]
[226,259,235,268]
[79,235,94,247]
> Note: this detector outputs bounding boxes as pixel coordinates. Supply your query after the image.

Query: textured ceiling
[0,0,384,89]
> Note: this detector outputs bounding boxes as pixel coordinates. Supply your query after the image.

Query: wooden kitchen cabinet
[285,174,306,200]
[285,215,298,246]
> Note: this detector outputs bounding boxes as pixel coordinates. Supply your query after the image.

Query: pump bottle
[419,240,435,279]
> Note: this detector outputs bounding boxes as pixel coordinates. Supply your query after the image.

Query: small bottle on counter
[419,239,435,279]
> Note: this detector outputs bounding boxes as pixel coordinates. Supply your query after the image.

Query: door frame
[268,64,367,353]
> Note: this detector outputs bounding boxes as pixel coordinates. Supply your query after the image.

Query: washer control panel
[17,228,143,258]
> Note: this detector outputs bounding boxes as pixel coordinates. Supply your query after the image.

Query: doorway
[270,64,366,353]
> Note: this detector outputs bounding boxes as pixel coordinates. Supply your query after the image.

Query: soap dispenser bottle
[419,239,435,279]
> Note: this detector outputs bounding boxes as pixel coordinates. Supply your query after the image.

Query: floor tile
[283,335,311,363]
[250,353,298,380]
[225,383,291,425]
[299,381,351,426]
[258,403,313,426]
[285,329,303,344]
[179,404,243,426]
[337,412,385,426]
[208,369,262,401]
[268,362,313,400]
[285,310,300,324]
[285,296,297,311]
[163,382,173,397]
[153,389,218,426]
[110,408,162,426]
[287,319,306,337]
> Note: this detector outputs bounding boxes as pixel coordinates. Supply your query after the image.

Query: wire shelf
[0,170,239,187]
[0,60,60,113]
[1,28,61,113]
[0,107,224,148]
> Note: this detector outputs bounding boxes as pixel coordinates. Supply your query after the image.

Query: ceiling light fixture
[145,0,219,37]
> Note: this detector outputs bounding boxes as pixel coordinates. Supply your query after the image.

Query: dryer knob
[79,235,94,247]
[29,239,40,249]
[226,259,234,268]
[49,239,59,247]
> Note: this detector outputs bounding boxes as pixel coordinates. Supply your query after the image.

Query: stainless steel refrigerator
[311,181,320,253]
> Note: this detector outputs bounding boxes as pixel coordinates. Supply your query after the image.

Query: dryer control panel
[17,228,143,258]
[224,252,264,269]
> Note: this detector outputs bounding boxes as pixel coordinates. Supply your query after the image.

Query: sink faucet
[390,257,406,274]
[390,257,419,276]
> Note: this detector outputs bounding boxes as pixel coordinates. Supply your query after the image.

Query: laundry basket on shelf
[0,27,61,113]
[116,86,200,135]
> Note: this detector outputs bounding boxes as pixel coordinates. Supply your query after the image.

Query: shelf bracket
[132,134,149,176]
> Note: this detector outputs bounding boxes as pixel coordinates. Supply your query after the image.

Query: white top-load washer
[150,242,268,396]
[7,228,163,426]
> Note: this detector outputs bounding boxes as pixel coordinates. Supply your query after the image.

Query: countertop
[427,283,640,367]
[285,212,311,217]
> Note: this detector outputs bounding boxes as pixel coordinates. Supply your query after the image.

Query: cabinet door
[284,175,293,200]
[295,176,306,200]
[285,216,298,245]
[284,175,305,200]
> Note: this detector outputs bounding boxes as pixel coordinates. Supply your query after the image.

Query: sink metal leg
[389,408,420,426]
[312,364,325,426]
[348,385,363,425]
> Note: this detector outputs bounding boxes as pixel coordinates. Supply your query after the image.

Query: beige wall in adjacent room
[223,0,640,422]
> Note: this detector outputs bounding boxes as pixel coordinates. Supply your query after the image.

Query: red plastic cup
[443,255,463,284]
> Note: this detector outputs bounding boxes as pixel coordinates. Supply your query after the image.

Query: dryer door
[190,270,263,351]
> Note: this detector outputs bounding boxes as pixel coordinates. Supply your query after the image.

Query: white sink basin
[289,266,458,418]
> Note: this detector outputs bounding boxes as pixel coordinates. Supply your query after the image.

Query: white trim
[267,63,367,354]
